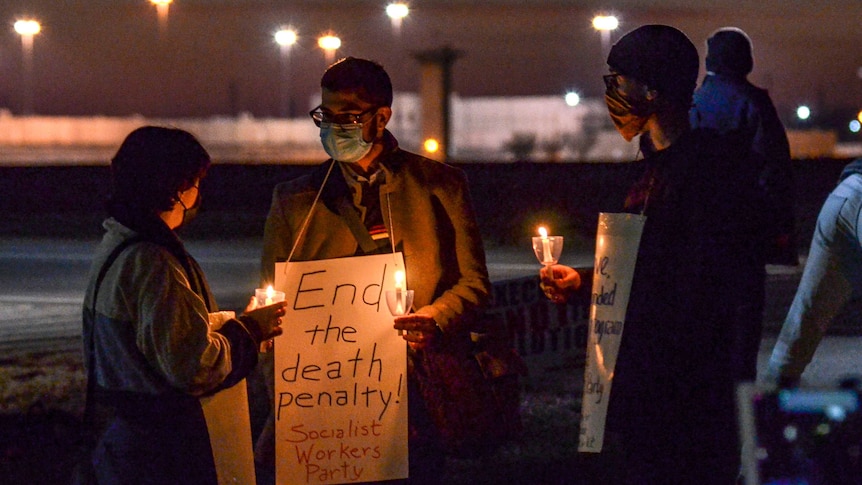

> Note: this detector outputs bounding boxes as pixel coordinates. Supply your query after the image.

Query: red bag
[411,331,527,458]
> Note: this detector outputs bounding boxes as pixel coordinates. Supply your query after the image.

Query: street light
[386,3,409,35]
[14,19,41,115]
[318,34,341,65]
[423,138,440,154]
[275,28,297,50]
[150,0,172,36]
[274,27,298,117]
[592,15,619,59]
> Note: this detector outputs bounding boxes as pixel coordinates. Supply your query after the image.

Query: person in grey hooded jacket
[766,158,862,385]
[82,126,285,484]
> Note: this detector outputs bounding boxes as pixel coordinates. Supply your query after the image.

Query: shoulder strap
[333,197,379,254]
[91,236,143,310]
[82,236,143,428]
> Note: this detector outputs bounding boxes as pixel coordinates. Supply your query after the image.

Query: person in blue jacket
[690,26,797,267]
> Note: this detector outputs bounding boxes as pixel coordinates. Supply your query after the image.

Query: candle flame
[266,285,275,299]
[394,270,405,289]
[538,226,548,238]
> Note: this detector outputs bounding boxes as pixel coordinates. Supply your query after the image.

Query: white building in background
[0,93,842,166]
[388,93,637,162]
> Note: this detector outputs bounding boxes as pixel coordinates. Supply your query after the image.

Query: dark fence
[0,158,859,338]
[0,158,852,248]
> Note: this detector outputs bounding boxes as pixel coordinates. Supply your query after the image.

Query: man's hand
[393,313,440,350]
[540,264,581,304]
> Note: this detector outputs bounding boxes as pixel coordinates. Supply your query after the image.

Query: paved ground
[2,237,861,485]
[0,238,560,350]
[2,237,859,386]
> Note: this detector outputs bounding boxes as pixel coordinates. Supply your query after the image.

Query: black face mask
[178,190,201,227]
[604,86,652,142]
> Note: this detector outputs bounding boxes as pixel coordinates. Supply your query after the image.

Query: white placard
[579,212,646,453]
[273,253,409,484]
[203,310,256,485]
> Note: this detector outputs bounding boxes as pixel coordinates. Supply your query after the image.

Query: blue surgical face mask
[319,123,373,163]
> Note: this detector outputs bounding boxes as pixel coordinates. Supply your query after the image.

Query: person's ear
[376,106,392,132]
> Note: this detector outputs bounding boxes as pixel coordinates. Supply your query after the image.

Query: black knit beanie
[607,24,699,104]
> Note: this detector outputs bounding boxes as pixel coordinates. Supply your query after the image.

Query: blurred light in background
[318,34,341,64]
[150,0,172,35]
[14,19,41,115]
[275,27,298,47]
[318,35,341,51]
[797,105,811,121]
[565,92,580,107]
[591,15,619,31]
[386,2,410,35]
[423,138,439,154]
[13,20,41,36]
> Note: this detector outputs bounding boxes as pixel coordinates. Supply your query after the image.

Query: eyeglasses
[603,73,622,90]
[309,106,378,127]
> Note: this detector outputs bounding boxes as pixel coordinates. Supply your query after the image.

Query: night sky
[0,0,860,126]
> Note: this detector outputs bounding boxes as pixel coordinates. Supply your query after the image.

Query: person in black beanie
[541,25,765,484]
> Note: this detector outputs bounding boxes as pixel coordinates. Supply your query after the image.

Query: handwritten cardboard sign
[579,212,645,453]
[273,253,408,484]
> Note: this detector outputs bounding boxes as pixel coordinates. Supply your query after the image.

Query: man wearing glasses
[541,25,766,483]
[255,57,491,484]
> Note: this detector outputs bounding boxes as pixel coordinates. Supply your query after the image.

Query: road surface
[1,237,859,387]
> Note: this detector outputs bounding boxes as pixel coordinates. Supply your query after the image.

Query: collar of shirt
[339,161,389,209]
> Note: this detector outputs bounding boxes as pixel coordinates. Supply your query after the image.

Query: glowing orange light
[14,20,41,36]
[423,138,439,153]
[318,35,341,51]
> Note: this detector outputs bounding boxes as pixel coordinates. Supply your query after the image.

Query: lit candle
[265,285,275,306]
[538,226,552,263]
[394,270,405,314]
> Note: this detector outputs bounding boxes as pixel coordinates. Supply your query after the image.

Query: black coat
[605,128,766,482]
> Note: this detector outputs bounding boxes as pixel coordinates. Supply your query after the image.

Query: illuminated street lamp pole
[318,34,341,65]
[274,27,298,117]
[592,15,619,60]
[386,2,409,36]
[151,0,172,37]
[14,19,41,115]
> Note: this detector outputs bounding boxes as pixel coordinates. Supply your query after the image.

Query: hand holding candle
[241,292,286,351]
[252,285,286,352]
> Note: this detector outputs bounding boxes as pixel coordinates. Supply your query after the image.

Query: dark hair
[320,57,393,107]
[705,27,753,77]
[607,24,699,106]
[109,126,211,213]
